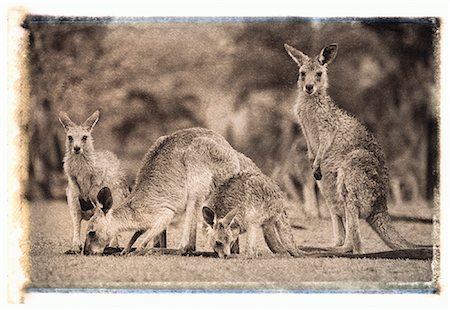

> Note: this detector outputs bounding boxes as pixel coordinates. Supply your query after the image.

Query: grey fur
[59,110,129,254]
[84,128,261,255]
[203,172,304,258]
[284,43,418,253]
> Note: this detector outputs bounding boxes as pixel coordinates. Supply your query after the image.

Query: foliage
[23,18,437,204]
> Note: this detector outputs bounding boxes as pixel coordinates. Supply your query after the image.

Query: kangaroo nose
[305,84,314,92]
[74,146,81,153]
[215,241,224,247]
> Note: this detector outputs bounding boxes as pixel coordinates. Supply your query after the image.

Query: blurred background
[22,17,438,218]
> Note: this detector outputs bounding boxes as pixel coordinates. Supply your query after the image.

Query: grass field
[25,200,437,292]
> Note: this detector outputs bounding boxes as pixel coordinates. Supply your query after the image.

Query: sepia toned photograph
[8,12,441,300]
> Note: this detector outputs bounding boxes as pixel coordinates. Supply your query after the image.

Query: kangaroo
[202,172,304,259]
[83,128,261,255]
[284,43,420,253]
[59,110,130,254]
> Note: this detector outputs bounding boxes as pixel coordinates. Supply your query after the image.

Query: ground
[25,199,437,292]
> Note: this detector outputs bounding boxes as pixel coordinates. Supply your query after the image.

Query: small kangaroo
[83,128,261,255]
[202,172,304,259]
[59,110,130,254]
[284,43,420,253]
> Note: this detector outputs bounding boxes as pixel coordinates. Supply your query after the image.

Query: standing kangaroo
[83,128,261,255]
[59,110,130,254]
[202,172,304,258]
[284,43,419,253]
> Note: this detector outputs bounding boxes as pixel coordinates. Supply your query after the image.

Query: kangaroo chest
[65,158,98,199]
[71,174,94,198]
[295,99,335,155]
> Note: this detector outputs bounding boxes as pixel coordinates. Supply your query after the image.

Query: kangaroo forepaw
[64,248,81,255]
[65,243,82,255]
[333,239,345,246]
[120,248,130,256]
[178,244,196,256]
[313,166,322,180]
[128,247,149,256]
[108,239,119,248]
[103,246,122,255]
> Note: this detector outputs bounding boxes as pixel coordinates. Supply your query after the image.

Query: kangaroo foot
[324,245,354,253]
[272,251,291,258]
[244,249,264,259]
[289,248,307,257]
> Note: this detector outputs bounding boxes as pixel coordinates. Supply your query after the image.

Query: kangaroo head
[84,187,113,255]
[58,110,100,156]
[202,207,241,259]
[284,43,338,96]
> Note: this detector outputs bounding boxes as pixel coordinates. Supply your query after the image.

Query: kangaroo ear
[318,43,338,66]
[58,112,75,131]
[97,187,113,214]
[284,43,308,67]
[202,207,216,227]
[229,217,242,235]
[222,208,239,227]
[83,110,100,131]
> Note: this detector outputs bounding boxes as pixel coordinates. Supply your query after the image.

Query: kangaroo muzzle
[304,84,315,95]
[214,243,231,259]
[83,233,106,255]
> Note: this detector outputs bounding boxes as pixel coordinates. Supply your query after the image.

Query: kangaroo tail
[367,212,419,249]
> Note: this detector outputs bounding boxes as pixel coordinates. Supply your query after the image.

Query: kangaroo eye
[316,71,322,77]
[82,136,88,141]
[88,231,96,237]
[68,136,73,141]
[300,72,306,81]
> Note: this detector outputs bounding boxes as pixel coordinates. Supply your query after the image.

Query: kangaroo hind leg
[336,170,362,254]
[132,208,175,255]
[122,230,145,255]
[245,224,260,258]
[231,237,240,254]
[275,211,305,257]
[67,190,83,254]
[341,198,362,253]
[179,195,202,254]
[154,230,167,248]
[262,222,288,255]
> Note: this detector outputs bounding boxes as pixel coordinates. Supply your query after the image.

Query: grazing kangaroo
[83,128,261,255]
[59,110,130,254]
[284,43,420,253]
[202,172,304,258]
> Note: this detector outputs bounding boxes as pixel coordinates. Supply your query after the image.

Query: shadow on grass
[70,246,434,261]
[390,215,433,224]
